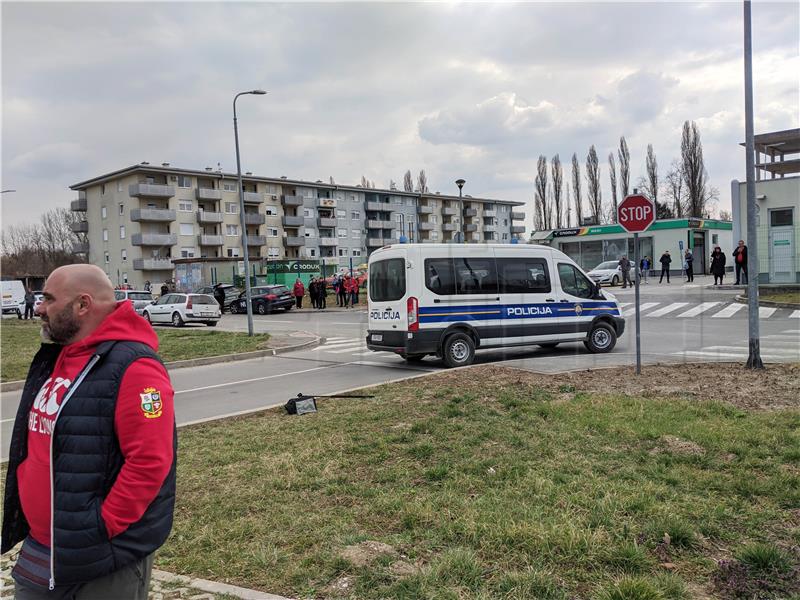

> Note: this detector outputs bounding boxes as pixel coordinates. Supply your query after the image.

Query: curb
[152,569,292,600]
[0,334,322,393]
[734,294,799,309]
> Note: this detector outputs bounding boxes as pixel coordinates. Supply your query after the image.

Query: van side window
[424,259,457,295]
[497,258,551,294]
[454,258,498,295]
[114,291,125,301]
[369,258,406,301]
[558,263,593,298]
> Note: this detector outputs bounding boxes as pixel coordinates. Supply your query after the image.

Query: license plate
[372,334,383,342]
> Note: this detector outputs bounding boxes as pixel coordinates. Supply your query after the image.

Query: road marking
[677,302,720,317]
[646,302,688,317]
[326,344,369,354]
[174,364,336,395]
[677,350,797,360]
[704,345,800,356]
[323,339,363,347]
[622,302,659,317]
[712,303,746,318]
[351,360,435,371]
[618,303,632,308]
[790,310,800,319]
[759,307,777,319]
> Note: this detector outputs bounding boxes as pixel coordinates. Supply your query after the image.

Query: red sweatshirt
[17,301,174,546]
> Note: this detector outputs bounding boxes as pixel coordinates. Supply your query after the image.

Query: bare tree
[403,170,414,192]
[636,175,672,219]
[681,120,711,217]
[417,170,429,194]
[571,153,583,225]
[565,183,572,227]
[329,176,335,184]
[360,175,369,188]
[551,154,564,228]
[608,152,618,223]
[663,160,686,217]
[618,136,630,198]
[646,144,659,205]
[534,155,550,230]
[585,146,602,224]
[719,209,732,221]
[1,207,84,277]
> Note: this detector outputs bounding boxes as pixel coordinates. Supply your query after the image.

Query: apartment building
[69,163,526,288]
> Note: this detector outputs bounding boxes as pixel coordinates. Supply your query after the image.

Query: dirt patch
[325,575,355,597]
[340,541,398,567]
[389,560,420,577]
[651,435,705,456]
[423,362,800,411]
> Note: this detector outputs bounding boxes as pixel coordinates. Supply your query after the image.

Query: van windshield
[128,292,153,301]
[369,258,405,302]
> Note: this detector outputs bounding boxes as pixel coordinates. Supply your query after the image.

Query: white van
[366,244,624,367]
[1,280,26,317]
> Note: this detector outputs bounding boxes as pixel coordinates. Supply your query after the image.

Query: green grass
[157,368,800,599]
[0,319,270,382]
[760,290,800,305]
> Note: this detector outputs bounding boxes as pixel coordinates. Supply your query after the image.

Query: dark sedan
[229,285,294,315]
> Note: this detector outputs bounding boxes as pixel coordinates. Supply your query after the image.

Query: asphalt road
[2,276,798,461]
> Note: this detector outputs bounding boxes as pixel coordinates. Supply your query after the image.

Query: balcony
[367,219,393,229]
[419,222,435,231]
[130,208,176,222]
[196,210,224,224]
[129,183,174,198]
[443,223,457,232]
[483,210,497,218]
[196,188,222,201]
[463,208,478,217]
[243,192,264,204]
[71,198,87,211]
[317,198,337,208]
[282,215,304,227]
[417,205,433,215]
[131,233,177,246]
[71,220,89,233]
[442,207,459,216]
[246,235,267,246]
[511,211,526,220]
[367,237,397,247]
[319,238,338,247]
[465,224,478,232]
[321,257,340,266]
[318,217,337,228]
[283,236,304,247]
[71,241,89,255]
[197,234,223,246]
[282,195,304,207]
[244,213,266,225]
[366,201,390,212]
[133,258,173,271]
[511,225,526,234]
[484,225,497,233]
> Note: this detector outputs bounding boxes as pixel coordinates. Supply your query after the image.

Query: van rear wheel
[584,323,616,353]
[442,332,475,368]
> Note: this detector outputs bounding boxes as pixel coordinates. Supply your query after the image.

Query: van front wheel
[584,323,616,353]
[442,333,475,368]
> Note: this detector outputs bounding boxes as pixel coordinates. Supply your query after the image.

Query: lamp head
[455,179,465,189]
[250,90,268,95]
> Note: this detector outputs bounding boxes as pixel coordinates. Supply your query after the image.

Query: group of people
[291,274,361,309]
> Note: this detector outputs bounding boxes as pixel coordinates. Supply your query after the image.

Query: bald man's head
[37,264,118,344]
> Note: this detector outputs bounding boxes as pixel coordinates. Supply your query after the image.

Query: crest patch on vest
[140,387,163,419]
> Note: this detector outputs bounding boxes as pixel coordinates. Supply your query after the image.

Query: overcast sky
[2,1,798,232]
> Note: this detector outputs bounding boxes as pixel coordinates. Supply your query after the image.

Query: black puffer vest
[2,341,177,585]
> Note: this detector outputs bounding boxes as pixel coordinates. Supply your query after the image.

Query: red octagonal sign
[617,194,656,233]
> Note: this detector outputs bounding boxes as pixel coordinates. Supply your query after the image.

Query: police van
[366,244,624,367]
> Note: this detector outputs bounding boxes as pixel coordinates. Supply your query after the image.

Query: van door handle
[545,298,556,302]
[560,299,570,303]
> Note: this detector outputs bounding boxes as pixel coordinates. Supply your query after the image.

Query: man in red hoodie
[2,264,176,599]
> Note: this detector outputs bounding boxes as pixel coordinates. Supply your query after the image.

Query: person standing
[3,264,175,599]
[710,246,726,285]
[684,249,695,282]
[308,278,317,310]
[732,240,748,285]
[24,287,36,320]
[639,256,651,285]
[618,256,632,288]
[292,278,305,309]
[160,282,169,297]
[143,280,151,292]
[333,276,341,307]
[338,276,348,308]
[318,278,327,310]
[213,284,226,312]
[659,251,672,283]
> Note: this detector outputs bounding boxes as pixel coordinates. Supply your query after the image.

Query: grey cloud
[616,71,679,122]
[8,143,89,178]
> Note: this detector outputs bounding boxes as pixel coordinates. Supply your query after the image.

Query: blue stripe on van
[418,302,620,323]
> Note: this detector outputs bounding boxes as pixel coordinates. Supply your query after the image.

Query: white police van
[366,244,624,367]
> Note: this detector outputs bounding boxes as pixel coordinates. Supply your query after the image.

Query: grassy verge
[0,320,270,382]
[760,290,800,305]
[159,365,800,599]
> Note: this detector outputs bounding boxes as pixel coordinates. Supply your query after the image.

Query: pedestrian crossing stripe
[646,302,688,317]
[678,302,719,317]
[712,304,746,318]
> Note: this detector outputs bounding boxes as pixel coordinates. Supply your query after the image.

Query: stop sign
[617,194,656,233]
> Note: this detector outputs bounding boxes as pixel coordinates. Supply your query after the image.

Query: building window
[336,209,346,218]
[308,248,317,257]
[119,204,124,215]
[225,224,239,236]
[338,228,348,238]
[180,223,194,236]
[431,215,438,224]
[266,184,278,195]
[338,248,347,257]
[502,233,509,240]
[223,182,237,192]
[177,175,192,188]
[351,229,361,238]
[267,227,278,237]
[266,206,278,216]
[116,181,122,192]
[178,200,193,212]
[503,219,508,226]
[351,211,360,220]
[122,272,128,284]
[305,228,316,238]
[180,247,196,258]
[348,194,355,201]
[225,202,238,214]
[119,226,126,239]
[268,247,279,258]
[303,208,314,218]
[103,229,108,241]
[352,249,362,257]
[121,249,127,262]
[101,206,107,219]
[101,184,106,195]
[226,247,240,257]
[431,231,439,240]
[104,251,110,264]
[712,234,719,244]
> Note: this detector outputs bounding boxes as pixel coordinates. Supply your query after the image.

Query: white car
[587,261,623,286]
[142,293,220,327]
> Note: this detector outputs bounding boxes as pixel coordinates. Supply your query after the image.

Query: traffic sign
[618,194,656,233]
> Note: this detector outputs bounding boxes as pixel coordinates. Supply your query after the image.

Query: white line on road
[712,304,746,318]
[677,302,720,317]
[646,302,688,317]
[790,311,800,319]
[677,350,796,360]
[623,302,659,317]
[759,307,777,319]
[322,339,363,347]
[703,345,800,356]
[326,344,369,354]
[174,365,337,395]
[351,360,435,371]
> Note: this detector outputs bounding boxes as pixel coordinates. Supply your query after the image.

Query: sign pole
[633,231,641,375]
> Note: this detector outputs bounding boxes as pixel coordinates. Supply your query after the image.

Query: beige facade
[70,164,526,288]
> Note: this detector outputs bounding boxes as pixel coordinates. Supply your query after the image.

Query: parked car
[587,261,623,286]
[229,285,294,315]
[114,289,154,315]
[142,293,220,327]
[194,284,241,312]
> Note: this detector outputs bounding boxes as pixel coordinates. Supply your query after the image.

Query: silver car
[114,290,155,314]
[142,293,221,327]
[587,261,623,286]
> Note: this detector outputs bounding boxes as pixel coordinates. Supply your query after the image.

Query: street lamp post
[233,89,267,337]
[455,179,465,243]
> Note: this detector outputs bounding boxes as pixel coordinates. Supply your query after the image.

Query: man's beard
[41,300,81,344]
